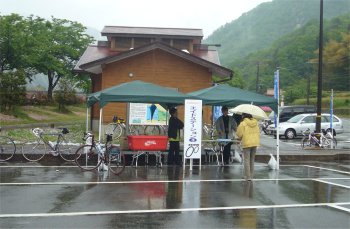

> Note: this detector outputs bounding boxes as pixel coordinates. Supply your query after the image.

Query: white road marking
[304,165,350,175]
[0,202,349,218]
[327,204,350,213]
[313,179,350,189]
[0,165,78,168]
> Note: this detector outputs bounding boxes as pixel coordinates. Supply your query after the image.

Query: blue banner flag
[274,70,279,101]
[213,106,222,122]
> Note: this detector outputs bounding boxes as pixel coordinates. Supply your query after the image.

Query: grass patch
[1,105,86,126]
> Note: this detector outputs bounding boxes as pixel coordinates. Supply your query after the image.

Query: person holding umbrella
[236,112,261,181]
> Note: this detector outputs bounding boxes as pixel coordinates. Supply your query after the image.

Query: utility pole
[307,75,310,105]
[316,0,323,133]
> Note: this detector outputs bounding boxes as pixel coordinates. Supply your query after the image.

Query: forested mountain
[205,0,350,67]
[231,13,350,102]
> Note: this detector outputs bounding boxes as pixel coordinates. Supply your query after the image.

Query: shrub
[0,70,26,112]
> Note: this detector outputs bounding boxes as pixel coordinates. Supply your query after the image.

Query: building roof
[75,41,232,78]
[74,43,119,73]
[101,26,203,38]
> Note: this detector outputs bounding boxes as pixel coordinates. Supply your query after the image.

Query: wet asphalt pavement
[0,161,349,228]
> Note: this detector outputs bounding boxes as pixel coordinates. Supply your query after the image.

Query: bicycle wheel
[106,123,123,139]
[0,136,16,162]
[107,145,125,175]
[301,137,311,149]
[324,138,337,149]
[58,138,81,162]
[22,139,46,162]
[144,125,161,135]
[75,144,101,171]
[129,125,144,135]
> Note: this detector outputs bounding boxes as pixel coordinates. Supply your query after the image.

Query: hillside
[205,0,350,67]
[231,13,350,101]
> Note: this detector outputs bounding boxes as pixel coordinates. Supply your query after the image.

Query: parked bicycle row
[0,118,217,163]
[0,127,126,175]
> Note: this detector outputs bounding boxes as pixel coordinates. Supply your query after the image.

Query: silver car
[266,113,344,139]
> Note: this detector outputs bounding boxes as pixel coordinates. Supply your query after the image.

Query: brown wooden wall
[91,49,214,124]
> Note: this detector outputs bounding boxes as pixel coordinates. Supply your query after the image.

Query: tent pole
[276,109,280,170]
[276,108,280,170]
[99,108,103,142]
[126,103,130,135]
[86,107,89,132]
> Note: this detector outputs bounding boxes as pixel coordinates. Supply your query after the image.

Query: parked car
[266,113,344,139]
[268,105,316,124]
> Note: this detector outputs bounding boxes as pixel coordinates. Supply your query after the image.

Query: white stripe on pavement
[1,202,349,218]
[1,177,349,186]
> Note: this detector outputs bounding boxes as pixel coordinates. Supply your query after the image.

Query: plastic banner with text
[184,100,202,159]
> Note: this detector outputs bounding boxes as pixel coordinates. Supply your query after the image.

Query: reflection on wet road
[0,163,349,228]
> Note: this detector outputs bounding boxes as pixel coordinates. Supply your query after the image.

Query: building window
[161,38,171,45]
[115,37,132,50]
[134,38,151,48]
[173,39,190,50]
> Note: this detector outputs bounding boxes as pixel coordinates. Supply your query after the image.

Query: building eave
[79,42,232,78]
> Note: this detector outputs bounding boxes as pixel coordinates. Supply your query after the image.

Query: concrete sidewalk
[5,147,350,166]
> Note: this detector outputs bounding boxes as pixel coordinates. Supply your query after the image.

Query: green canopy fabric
[188,84,278,112]
[87,80,192,108]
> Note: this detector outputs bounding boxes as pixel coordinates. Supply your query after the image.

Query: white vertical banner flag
[184,100,202,161]
[273,70,279,127]
[274,69,280,170]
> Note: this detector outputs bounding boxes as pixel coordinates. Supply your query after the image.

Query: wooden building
[74,26,233,130]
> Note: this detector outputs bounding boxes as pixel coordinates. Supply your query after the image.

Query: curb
[2,152,349,166]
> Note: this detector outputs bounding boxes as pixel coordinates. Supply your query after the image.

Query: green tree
[54,77,77,112]
[323,33,350,91]
[228,70,245,89]
[27,16,94,101]
[0,14,29,72]
[0,14,94,102]
[0,70,26,111]
[231,14,350,100]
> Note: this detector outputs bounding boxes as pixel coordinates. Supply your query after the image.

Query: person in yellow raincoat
[236,113,260,181]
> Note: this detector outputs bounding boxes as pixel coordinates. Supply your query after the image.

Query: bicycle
[74,132,125,175]
[105,115,144,139]
[260,119,272,135]
[0,135,16,162]
[203,123,216,139]
[301,128,337,149]
[144,124,168,135]
[22,128,80,162]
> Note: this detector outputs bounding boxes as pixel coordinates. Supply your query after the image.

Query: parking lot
[1,161,349,228]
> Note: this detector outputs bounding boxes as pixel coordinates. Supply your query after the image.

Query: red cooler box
[128,135,168,151]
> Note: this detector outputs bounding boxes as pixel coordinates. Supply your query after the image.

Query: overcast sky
[0,0,271,38]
